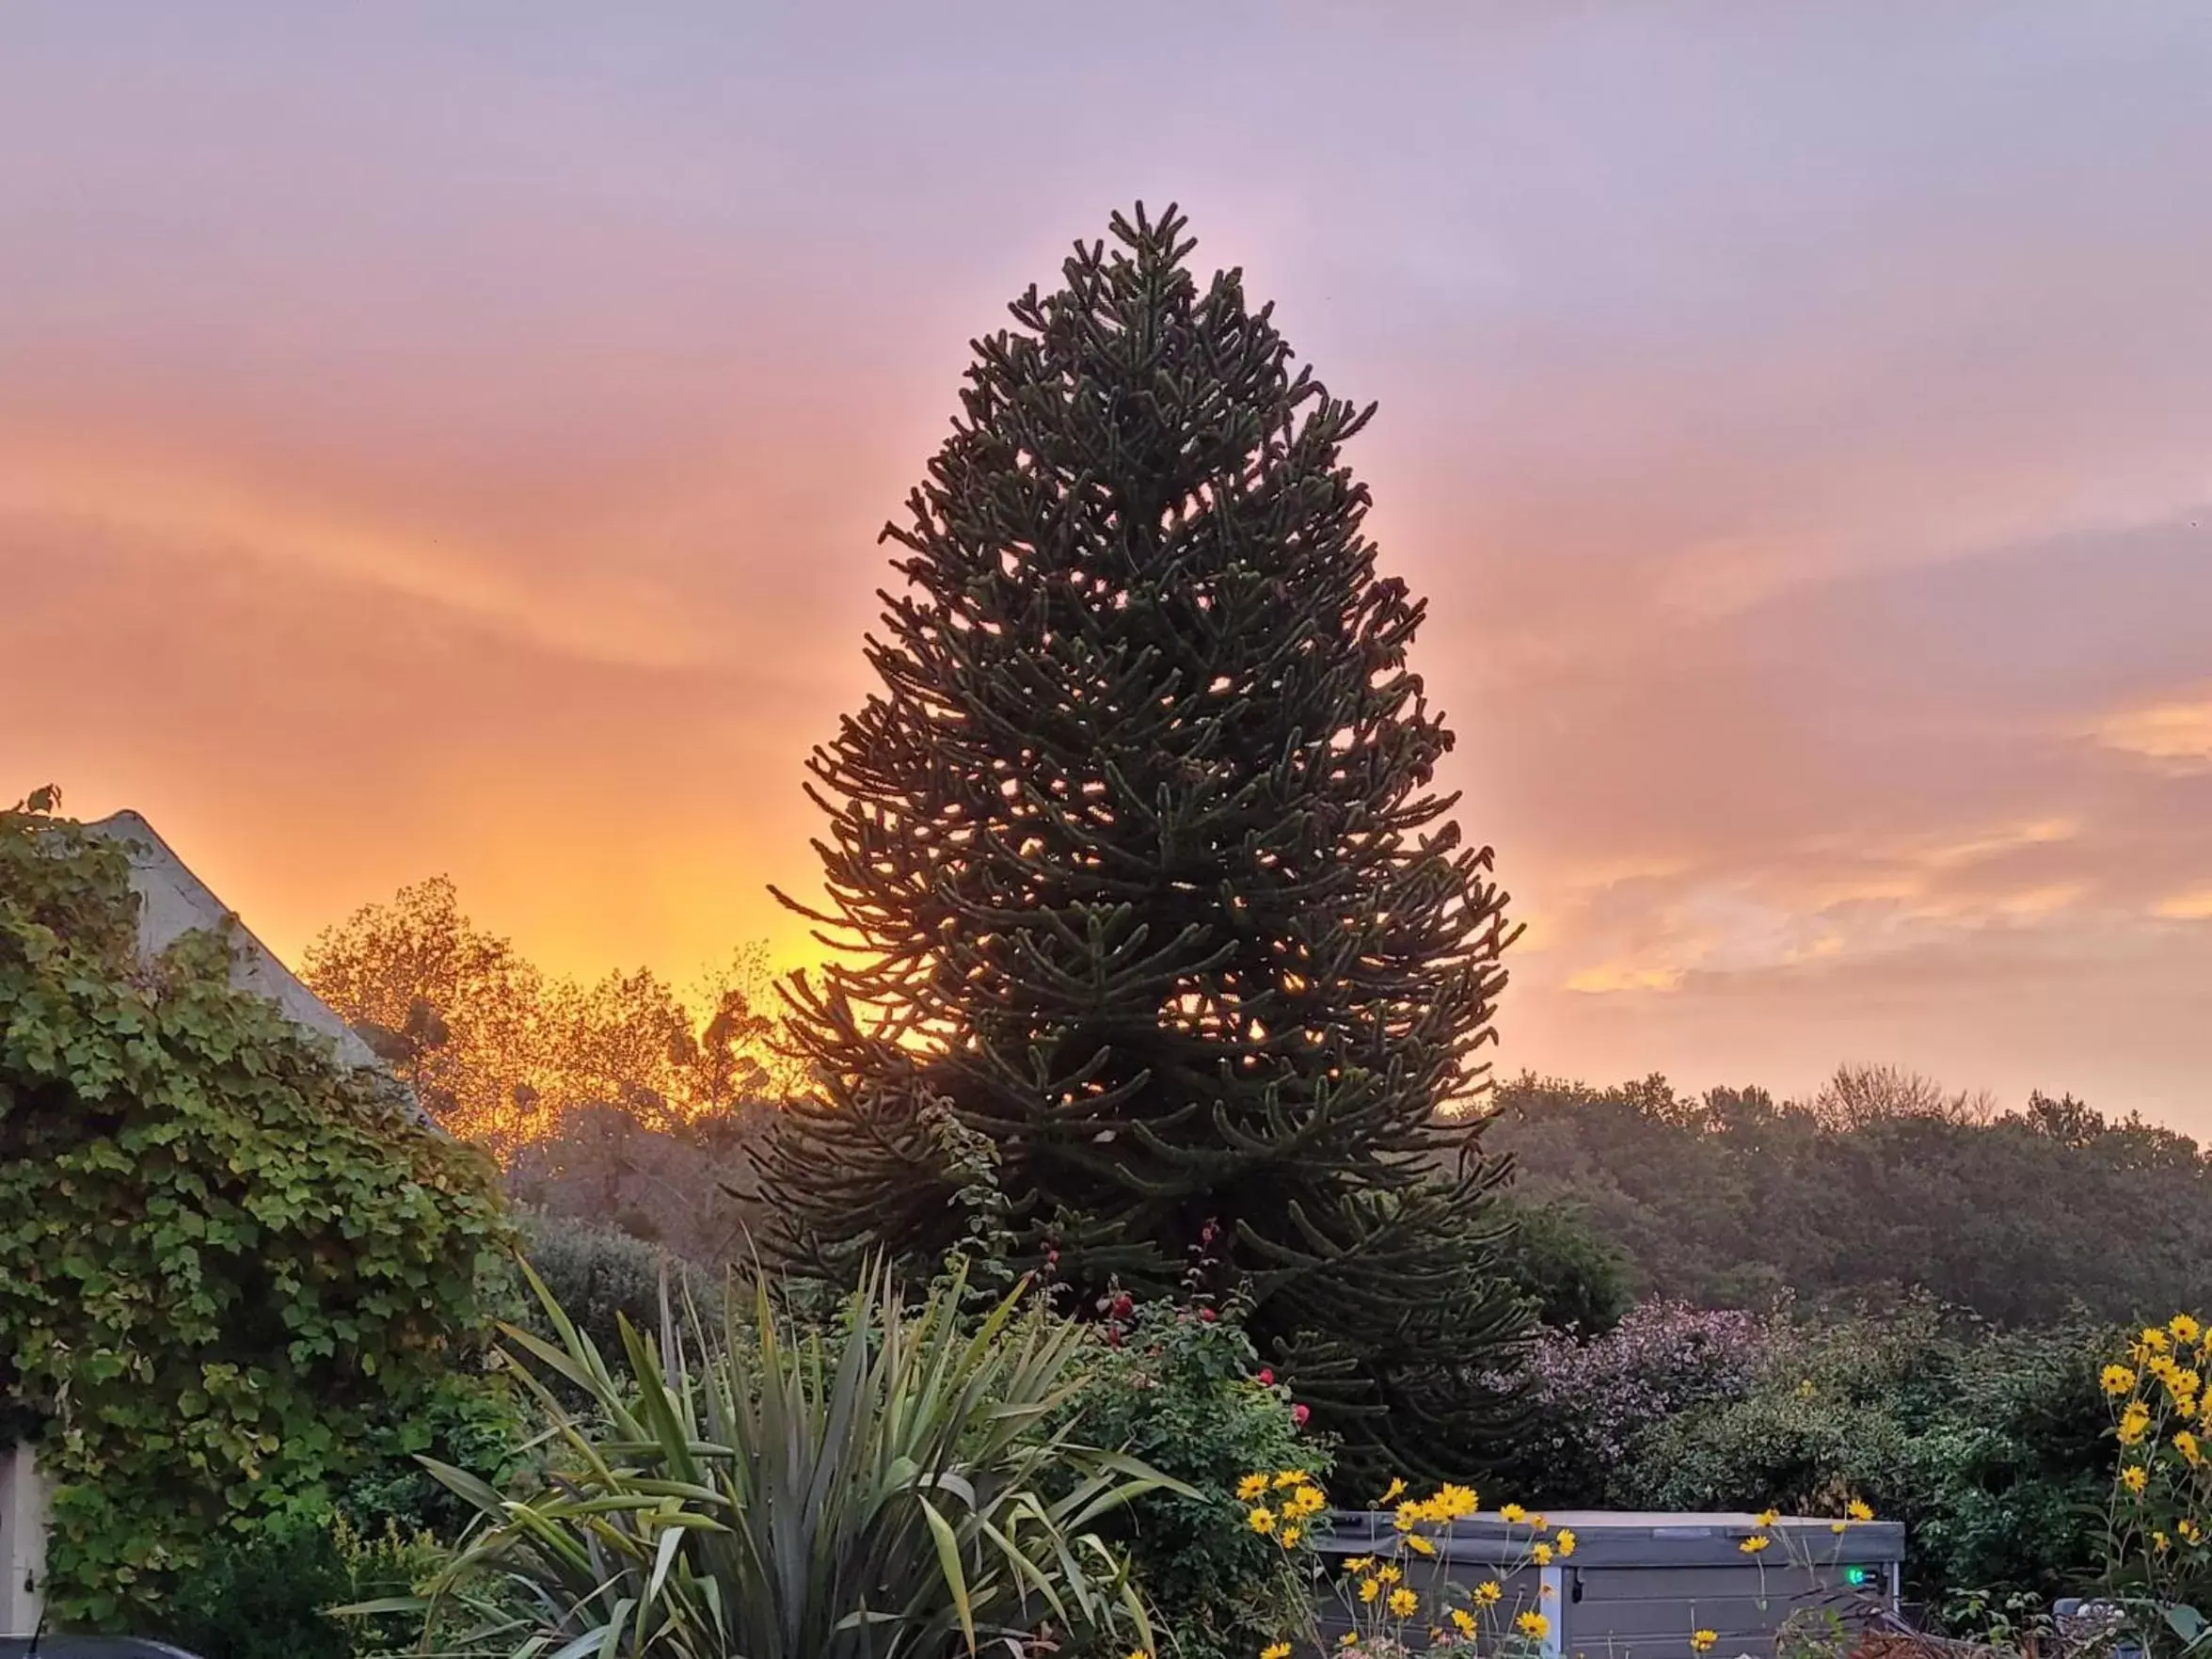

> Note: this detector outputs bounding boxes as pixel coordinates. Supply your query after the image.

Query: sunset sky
[6,4,2210,1124]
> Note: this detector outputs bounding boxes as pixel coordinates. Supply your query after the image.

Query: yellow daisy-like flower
[1238,1474,1271,1502]
[1344,1556,1376,1574]
[2172,1315,2202,1344]
[1474,1580,1504,1605]
[1281,1525,1303,1549]
[1407,1535,1437,1557]
[1518,1611,1551,1639]
[2181,1519,2204,1545]
[1435,1482,1479,1519]
[1275,1470,1307,1490]
[1127,1650,1151,1659]
[1499,1504,1528,1523]
[1529,1513,1550,1533]
[1453,1608,1479,1637]
[2123,1465,2150,1494]
[1360,1578,1382,1604]
[1262,1645,1292,1659]
[1339,1636,1360,1650]
[1847,1499,1874,1522]
[1377,1565,1403,1586]
[1754,1508,1780,1528]
[1556,1528,1578,1557]
[1248,1507,1276,1535]
[1831,1522,1848,1535]
[2121,1402,2153,1445]
[2156,1531,2172,1554]
[2144,1327,2173,1353]
[1693,1631,1719,1653]
[1740,1535,1771,1555]
[2178,1430,2204,1466]
[2104,1364,2140,1397]
[1377,1476,1408,1505]
[1389,1587,1420,1619]
[1532,1543,1554,1566]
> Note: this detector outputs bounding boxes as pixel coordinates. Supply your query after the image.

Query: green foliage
[1615,1301,2111,1618]
[1068,1297,1327,1659]
[0,795,513,1628]
[1492,1196,1631,1334]
[154,1513,356,1659]
[514,1209,707,1364]
[417,1258,1180,1659]
[755,201,1527,1480]
[1492,1070,2212,1324]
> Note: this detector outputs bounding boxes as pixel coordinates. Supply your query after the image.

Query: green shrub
[514,1210,699,1364]
[1068,1295,1329,1659]
[1494,1197,1632,1335]
[155,1516,355,1659]
[0,795,512,1629]
[418,1258,1178,1659]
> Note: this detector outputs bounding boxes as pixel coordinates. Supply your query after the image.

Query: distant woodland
[304,879,2212,1334]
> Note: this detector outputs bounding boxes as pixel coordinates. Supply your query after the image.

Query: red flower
[1111,1293,1135,1318]
[1293,1403,1311,1427]
[1200,1306,1218,1323]
[1257,1367,1275,1386]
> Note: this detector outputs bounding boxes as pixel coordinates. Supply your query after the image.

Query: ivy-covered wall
[0,791,512,1629]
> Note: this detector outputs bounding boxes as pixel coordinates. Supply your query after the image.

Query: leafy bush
[418,1259,1178,1659]
[0,795,512,1628]
[155,1516,355,1659]
[1067,1294,1327,1659]
[1492,1197,1632,1335]
[1489,1300,1771,1507]
[515,1208,706,1362]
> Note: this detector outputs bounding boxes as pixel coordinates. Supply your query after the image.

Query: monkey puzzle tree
[755,204,1525,1476]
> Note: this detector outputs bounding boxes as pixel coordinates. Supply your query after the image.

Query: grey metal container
[1314,1510,1905,1659]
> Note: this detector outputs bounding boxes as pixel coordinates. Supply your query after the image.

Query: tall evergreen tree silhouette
[756,203,1525,1476]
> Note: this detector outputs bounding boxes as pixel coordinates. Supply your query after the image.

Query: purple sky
[5,3,2210,1121]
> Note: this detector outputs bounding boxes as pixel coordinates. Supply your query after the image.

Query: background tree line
[1490,1062,2212,1331]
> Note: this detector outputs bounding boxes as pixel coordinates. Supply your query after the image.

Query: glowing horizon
[7,3,2212,1125]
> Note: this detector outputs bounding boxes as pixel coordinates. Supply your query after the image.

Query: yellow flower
[1556,1527,1578,1557]
[1281,1525,1303,1549]
[1529,1512,1550,1533]
[1275,1469,1307,1490]
[2121,1402,2153,1445]
[1360,1578,1382,1604]
[1339,1637,1360,1650]
[1127,1651,1151,1659]
[1377,1565,1403,1586]
[1518,1611,1551,1640]
[2156,1531,2172,1554]
[1237,1473,1271,1502]
[2173,1368,2204,1402]
[2104,1364,2140,1397]
[1248,1507,1276,1535]
[1540,1583,1556,1599]
[2123,1464,2150,1494]
[2145,1327,2173,1352]
[1741,1535,1771,1555]
[1453,1609,1479,1637]
[1377,1476,1408,1505]
[1434,1482,1480,1519]
[1532,1543,1554,1566]
[1474,1580,1504,1604]
[1262,1645,1292,1659]
[1407,1535,1437,1557]
[1831,1522,1847,1535]
[1344,1556,1376,1574]
[2181,1519,2204,1545]
[2172,1315,2202,1343]
[1389,1587,1420,1619]
[1847,1499,1874,1522]
[1754,1508,1780,1528]
[1499,1504,1528,1523]
[2179,1430,2204,1466]
[1693,1632,1719,1653]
